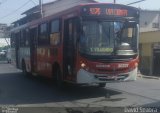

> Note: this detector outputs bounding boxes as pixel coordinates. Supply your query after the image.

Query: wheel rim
[56,69,63,87]
[22,62,27,75]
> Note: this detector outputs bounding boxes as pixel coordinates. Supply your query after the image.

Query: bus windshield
[79,20,138,56]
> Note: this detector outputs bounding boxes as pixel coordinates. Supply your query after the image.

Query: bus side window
[20,29,29,47]
[25,29,30,46]
[50,19,60,46]
[20,30,25,47]
[38,23,49,46]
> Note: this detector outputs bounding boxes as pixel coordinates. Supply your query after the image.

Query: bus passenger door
[63,18,78,80]
[30,27,38,72]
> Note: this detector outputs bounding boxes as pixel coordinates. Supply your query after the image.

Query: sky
[0,0,159,25]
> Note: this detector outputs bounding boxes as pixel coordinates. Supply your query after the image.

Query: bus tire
[22,60,29,76]
[98,83,106,88]
[55,67,64,88]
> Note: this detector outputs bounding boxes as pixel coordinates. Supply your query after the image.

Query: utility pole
[39,0,43,18]
[114,0,116,4]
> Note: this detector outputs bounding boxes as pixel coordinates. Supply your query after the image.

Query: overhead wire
[0,0,32,21]
[126,0,146,5]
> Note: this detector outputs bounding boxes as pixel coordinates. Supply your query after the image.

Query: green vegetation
[0,45,10,51]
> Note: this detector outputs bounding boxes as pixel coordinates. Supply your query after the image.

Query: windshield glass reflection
[79,21,138,56]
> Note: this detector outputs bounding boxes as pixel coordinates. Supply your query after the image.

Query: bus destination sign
[90,8,128,16]
[106,8,128,16]
[81,4,139,18]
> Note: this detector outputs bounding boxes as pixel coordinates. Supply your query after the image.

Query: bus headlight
[81,63,90,71]
[81,63,86,68]
[135,63,138,67]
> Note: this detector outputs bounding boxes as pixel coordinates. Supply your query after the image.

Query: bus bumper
[77,68,137,84]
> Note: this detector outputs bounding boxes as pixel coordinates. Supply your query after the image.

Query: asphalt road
[0,63,160,113]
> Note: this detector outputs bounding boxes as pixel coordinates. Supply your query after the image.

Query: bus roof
[11,3,139,32]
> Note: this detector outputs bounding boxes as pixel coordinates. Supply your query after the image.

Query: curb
[142,75,160,80]
[138,74,160,80]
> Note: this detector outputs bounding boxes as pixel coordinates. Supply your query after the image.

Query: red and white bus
[10,3,139,87]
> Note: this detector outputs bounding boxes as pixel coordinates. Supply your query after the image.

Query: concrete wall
[130,10,160,75]
[140,31,160,43]
[139,43,152,75]
[139,31,160,75]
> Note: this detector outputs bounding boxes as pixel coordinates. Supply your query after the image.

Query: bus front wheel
[98,83,106,88]
[22,61,29,76]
